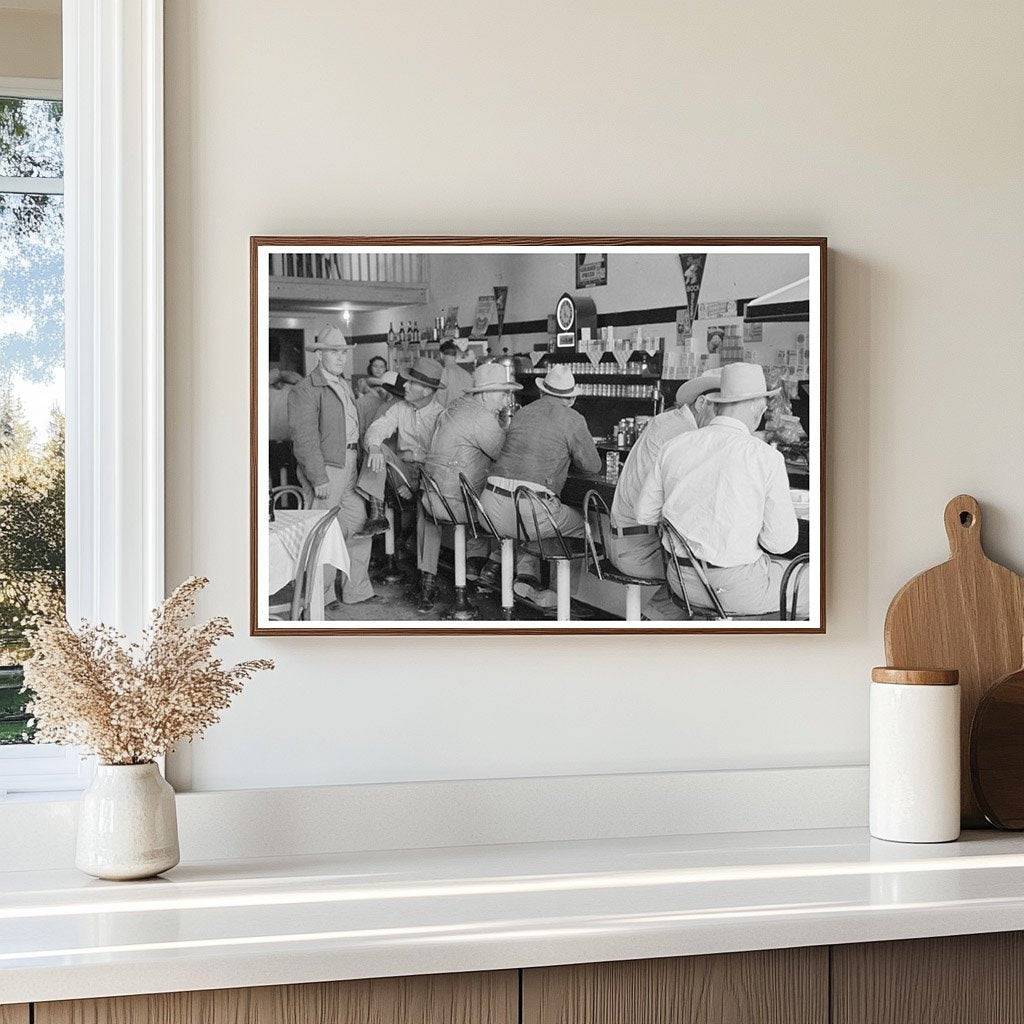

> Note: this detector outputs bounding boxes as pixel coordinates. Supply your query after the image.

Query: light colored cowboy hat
[705,362,780,403]
[468,362,522,394]
[405,356,445,391]
[674,376,720,408]
[536,364,579,399]
[306,325,349,351]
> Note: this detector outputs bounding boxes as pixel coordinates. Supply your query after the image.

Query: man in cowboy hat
[356,369,403,436]
[415,363,521,611]
[607,375,721,583]
[359,355,446,507]
[287,326,382,607]
[481,364,601,611]
[635,361,804,618]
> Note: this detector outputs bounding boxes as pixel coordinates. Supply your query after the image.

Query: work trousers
[297,461,374,604]
[479,480,585,585]
[664,552,810,619]
[356,447,422,503]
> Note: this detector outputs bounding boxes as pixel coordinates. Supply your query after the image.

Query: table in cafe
[268,509,350,621]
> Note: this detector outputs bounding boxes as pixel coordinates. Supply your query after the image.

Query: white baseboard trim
[0,765,867,872]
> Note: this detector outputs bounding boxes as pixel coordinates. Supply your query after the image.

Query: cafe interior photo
[264,248,817,627]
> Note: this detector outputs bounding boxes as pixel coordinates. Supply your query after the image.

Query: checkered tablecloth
[268,509,350,600]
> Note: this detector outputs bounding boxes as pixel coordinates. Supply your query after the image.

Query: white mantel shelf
[4,827,1024,1004]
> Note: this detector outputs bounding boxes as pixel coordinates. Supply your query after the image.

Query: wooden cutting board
[884,494,1024,826]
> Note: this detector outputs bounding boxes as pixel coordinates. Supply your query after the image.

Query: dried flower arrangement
[22,576,273,765]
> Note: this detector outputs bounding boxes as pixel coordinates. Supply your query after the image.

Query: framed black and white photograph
[250,237,826,635]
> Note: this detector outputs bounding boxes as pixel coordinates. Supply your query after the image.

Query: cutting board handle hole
[960,511,974,527]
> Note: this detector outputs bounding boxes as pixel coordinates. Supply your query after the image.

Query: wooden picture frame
[251,236,827,635]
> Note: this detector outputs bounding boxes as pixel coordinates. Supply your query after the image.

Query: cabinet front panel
[523,948,828,1024]
[35,971,518,1024]
[832,932,1024,1024]
[0,1006,29,1024]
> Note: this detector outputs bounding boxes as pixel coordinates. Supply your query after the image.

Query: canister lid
[871,667,959,686]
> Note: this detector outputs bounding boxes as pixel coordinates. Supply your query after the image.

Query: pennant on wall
[493,286,509,343]
[679,254,707,319]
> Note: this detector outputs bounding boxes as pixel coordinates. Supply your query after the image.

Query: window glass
[0,98,63,178]
[0,97,64,746]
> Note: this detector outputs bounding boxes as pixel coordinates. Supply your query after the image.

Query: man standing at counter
[635,362,804,618]
[287,327,380,607]
[481,365,601,611]
[438,340,473,407]
[608,376,720,581]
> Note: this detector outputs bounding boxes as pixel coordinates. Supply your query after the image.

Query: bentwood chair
[268,505,341,621]
[420,473,477,620]
[269,485,306,519]
[458,474,516,621]
[582,490,664,622]
[779,552,811,620]
[659,518,729,620]
[513,486,588,622]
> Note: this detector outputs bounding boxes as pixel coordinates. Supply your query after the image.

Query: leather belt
[674,555,726,571]
[485,482,553,500]
[612,524,656,537]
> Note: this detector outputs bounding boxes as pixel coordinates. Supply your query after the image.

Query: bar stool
[420,474,477,621]
[513,486,589,622]
[582,490,663,622]
[779,552,810,620]
[371,463,409,585]
[459,474,516,621]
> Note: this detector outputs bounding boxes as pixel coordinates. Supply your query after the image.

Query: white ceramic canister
[870,667,961,843]
[76,762,180,880]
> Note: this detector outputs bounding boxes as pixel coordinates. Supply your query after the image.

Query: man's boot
[357,498,390,536]
[417,572,438,613]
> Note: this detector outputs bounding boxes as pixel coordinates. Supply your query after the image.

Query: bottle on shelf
[387,322,397,346]
[398,322,406,345]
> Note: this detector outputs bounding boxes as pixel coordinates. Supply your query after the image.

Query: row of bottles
[387,321,425,346]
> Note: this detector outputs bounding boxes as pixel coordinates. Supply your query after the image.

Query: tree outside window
[0,95,65,744]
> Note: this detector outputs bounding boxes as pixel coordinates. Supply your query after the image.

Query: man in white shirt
[608,376,719,580]
[635,362,805,618]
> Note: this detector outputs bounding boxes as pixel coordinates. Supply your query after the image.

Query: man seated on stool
[635,362,805,619]
[480,365,601,611]
[287,326,382,608]
[359,356,446,542]
[608,376,720,582]
[416,363,521,612]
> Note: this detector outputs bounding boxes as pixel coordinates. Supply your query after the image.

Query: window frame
[0,0,165,799]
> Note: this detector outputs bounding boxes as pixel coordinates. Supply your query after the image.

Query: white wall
[0,6,61,80]
[164,0,1024,792]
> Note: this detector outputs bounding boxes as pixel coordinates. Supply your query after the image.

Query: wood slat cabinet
[18,932,1024,1024]
[522,948,828,1024]
[832,932,1024,1024]
[34,971,517,1024]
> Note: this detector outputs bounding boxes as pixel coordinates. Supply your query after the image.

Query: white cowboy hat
[674,377,720,408]
[705,362,780,403]
[468,362,523,394]
[307,326,348,351]
[536,364,579,399]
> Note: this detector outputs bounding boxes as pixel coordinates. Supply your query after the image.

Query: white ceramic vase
[76,762,180,880]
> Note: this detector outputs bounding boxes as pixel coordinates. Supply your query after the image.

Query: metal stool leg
[446,524,479,621]
[380,506,403,584]
[624,584,642,622]
[555,560,571,622]
[500,538,514,620]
